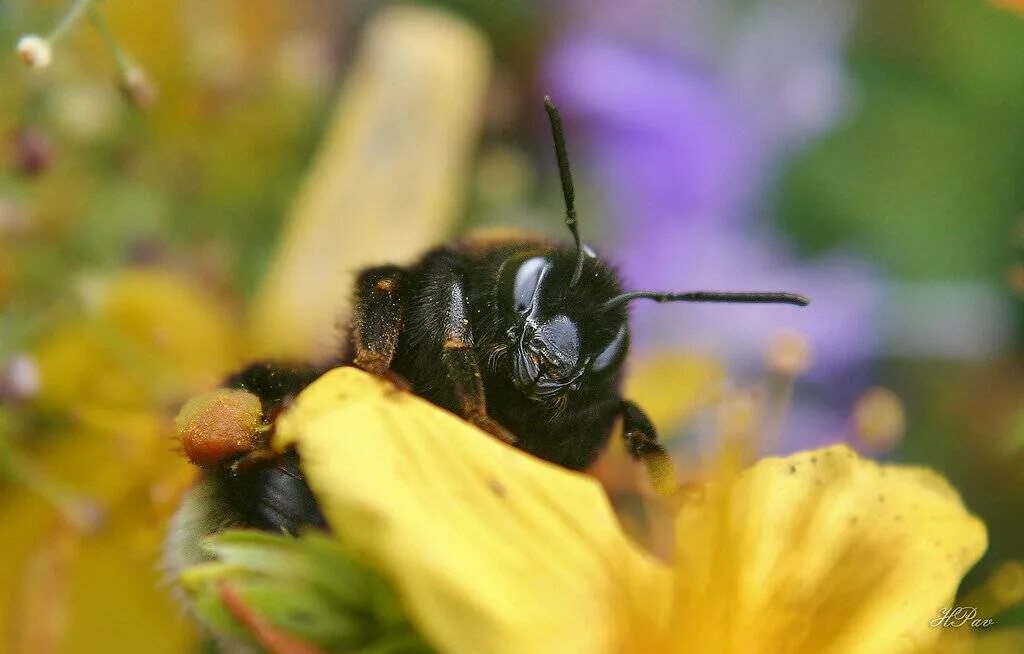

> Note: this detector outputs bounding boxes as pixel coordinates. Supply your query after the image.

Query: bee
[169,97,808,539]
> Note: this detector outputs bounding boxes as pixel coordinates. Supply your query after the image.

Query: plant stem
[46,0,97,43]
[88,6,131,75]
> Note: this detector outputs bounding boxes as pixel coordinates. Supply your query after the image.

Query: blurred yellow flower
[3,5,491,652]
[247,5,490,360]
[622,353,724,435]
[34,269,238,411]
[275,367,988,654]
[0,269,240,653]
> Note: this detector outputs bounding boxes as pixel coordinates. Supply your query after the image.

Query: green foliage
[181,530,433,653]
[777,0,1024,280]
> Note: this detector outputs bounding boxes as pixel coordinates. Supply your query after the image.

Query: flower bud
[852,387,905,452]
[119,66,157,107]
[1,354,40,402]
[16,35,52,70]
[9,127,53,177]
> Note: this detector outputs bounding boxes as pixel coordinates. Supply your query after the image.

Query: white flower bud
[1,354,40,402]
[120,66,157,107]
[15,35,52,70]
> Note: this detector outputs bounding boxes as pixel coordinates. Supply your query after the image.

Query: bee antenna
[601,290,810,312]
[544,96,585,287]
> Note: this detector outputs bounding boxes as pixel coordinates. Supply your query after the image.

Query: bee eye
[592,323,627,373]
[511,257,549,315]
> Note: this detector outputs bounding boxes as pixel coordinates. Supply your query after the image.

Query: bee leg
[219,362,329,532]
[351,266,410,389]
[223,362,324,473]
[444,344,517,445]
[440,279,517,445]
[226,361,324,407]
[352,266,406,373]
[620,400,678,495]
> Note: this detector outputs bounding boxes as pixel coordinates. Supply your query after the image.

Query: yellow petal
[668,446,987,654]
[248,6,491,360]
[34,269,238,409]
[5,268,231,652]
[100,270,238,393]
[275,367,672,654]
[0,414,197,653]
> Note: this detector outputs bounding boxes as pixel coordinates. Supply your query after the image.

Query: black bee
[170,97,808,538]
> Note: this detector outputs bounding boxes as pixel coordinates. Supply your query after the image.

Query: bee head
[497,97,810,402]
[497,248,629,399]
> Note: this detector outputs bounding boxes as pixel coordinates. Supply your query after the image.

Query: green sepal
[181,529,431,653]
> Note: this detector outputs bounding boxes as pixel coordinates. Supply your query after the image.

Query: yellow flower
[34,269,238,411]
[274,367,987,654]
[0,269,238,653]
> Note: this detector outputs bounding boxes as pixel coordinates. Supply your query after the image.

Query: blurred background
[0,0,1022,651]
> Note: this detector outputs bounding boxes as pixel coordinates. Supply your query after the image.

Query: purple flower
[543,23,876,372]
[546,36,753,227]
[620,221,882,377]
[541,2,874,452]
